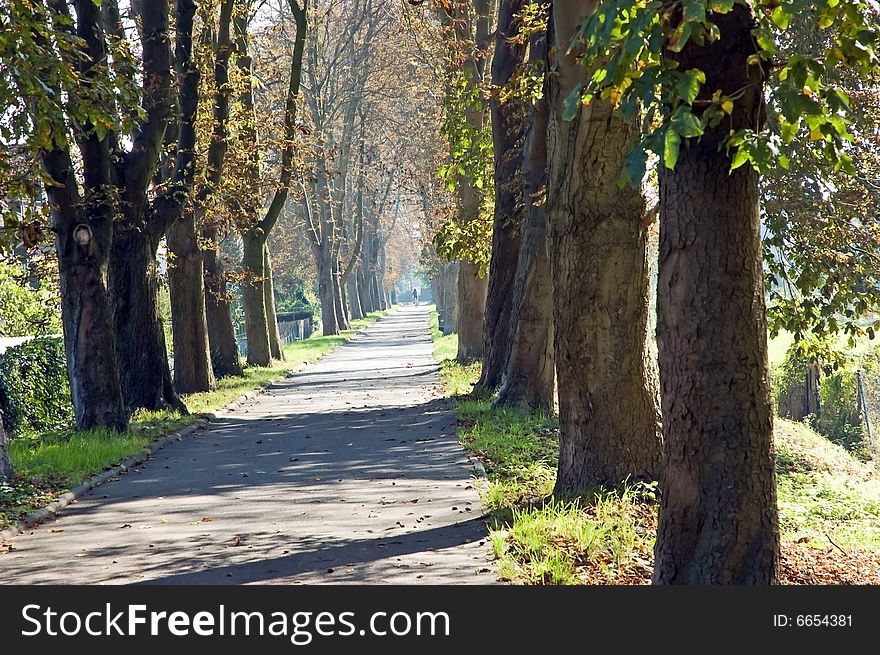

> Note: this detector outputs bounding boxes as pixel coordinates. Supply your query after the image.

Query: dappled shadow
[0,306,494,585]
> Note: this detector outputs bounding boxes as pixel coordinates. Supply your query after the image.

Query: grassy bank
[430,312,880,584]
[0,309,393,530]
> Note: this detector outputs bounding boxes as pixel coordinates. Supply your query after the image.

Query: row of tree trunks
[241,230,273,366]
[473,0,526,394]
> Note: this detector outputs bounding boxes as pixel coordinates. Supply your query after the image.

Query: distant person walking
[411,287,419,306]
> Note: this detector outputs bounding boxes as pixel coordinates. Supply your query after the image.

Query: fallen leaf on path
[201,517,212,523]
[0,543,13,553]
[119,524,132,529]
[50,529,64,534]
[75,553,87,557]
[232,536,242,546]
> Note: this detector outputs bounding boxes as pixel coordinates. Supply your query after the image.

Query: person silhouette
[411,287,419,306]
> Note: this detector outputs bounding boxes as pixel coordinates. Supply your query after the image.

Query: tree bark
[332,259,350,329]
[242,230,272,366]
[167,213,215,393]
[264,244,285,360]
[441,261,458,335]
[548,0,661,493]
[0,411,14,481]
[496,17,554,412]
[356,264,373,314]
[109,231,183,410]
[203,233,244,377]
[346,273,363,320]
[652,5,779,584]
[474,0,526,395]
[456,260,487,363]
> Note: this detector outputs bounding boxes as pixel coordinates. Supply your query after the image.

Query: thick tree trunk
[317,246,340,336]
[456,260,487,363]
[57,216,128,432]
[548,0,661,493]
[653,5,779,584]
[263,244,284,360]
[241,230,271,366]
[474,0,526,395]
[203,234,244,378]
[167,214,215,393]
[0,412,13,481]
[496,23,554,412]
[108,230,183,411]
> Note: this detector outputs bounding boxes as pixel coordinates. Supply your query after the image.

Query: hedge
[0,337,74,438]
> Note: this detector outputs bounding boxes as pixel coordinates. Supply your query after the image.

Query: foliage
[570,0,878,183]
[0,259,61,337]
[0,337,73,439]
[0,0,141,248]
[434,72,495,274]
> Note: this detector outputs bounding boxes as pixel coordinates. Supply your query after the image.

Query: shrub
[0,337,74,438]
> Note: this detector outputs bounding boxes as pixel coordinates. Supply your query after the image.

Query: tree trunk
[0,412,13,481]
[332,259,350,330]
[203,232,244,378]
[263,244,284,360]
[441,261,458,335]
[56,214,128,432]
[346,273,364,320]
[456,260,487,363]
[356,265,372,314]
[167,213,215,393]
[548,0,661,493]
[474,0,526,395]
[653,5,779,584]
[496,21,554,413]
[108,229,183,412]
[317,245,340,336]
[241,230,271,366]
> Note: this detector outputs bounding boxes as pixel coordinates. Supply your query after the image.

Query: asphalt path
[1,305,495,584]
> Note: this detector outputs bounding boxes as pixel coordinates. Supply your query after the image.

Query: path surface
[1,306,495,584]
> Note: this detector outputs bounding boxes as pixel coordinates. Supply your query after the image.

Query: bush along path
[432,312,880,585]
[0,309,390,536]
[0,306,496,584]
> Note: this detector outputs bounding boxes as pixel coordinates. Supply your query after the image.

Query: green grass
[1,308,393,530]
[429,307,480,397]
[429,326,880,583]
[775,418,880,551]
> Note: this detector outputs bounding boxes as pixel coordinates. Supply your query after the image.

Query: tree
[495,4,555,412]
[29,0,130,431]
[106,0,196,413]
[0,410,12,482]
[548,0,661,493]
[434,0,493,363]
[574,0,878,582]
[235,0,307,364]
[473,0,527,394]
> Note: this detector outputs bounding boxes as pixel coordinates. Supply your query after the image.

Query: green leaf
[771,6,791,30]
[710,0,735,12]
[778,154,790,170]
[780,120,798,143]
[671,109,704,137]
[730,146,750,170]
[675,68,705,105]
[664,127,681,169]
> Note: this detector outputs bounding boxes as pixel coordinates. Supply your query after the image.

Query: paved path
[1,306,495,584]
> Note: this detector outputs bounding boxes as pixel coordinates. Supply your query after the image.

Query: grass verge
[431,325,880,584]
[1,308,393,530]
